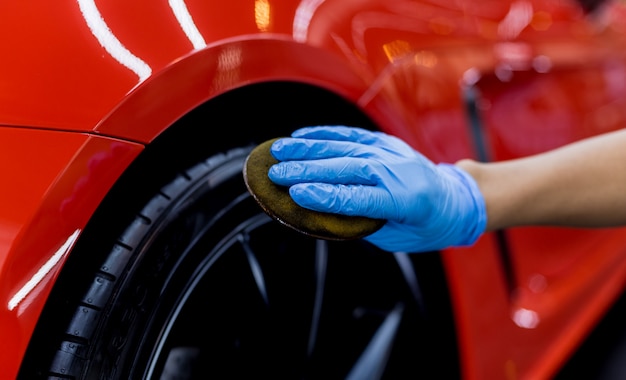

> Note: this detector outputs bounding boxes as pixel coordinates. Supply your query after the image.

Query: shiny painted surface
[0,128,142,379]
[452,58,626,378]
[1,0,626,379]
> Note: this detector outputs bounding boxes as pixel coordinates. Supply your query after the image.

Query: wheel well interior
[155,81,380,164]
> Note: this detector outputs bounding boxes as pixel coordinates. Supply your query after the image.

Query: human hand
[268,126,487,253]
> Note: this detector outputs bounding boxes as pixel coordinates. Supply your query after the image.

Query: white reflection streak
[498,1,533,40]
[8,230,81,311]
[168,0,207,49]
[77,0,152,82]
[293,0,325,42]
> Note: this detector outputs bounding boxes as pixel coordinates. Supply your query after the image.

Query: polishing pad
[243,138,385,240]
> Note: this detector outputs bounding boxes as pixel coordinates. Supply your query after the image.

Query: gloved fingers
[291,126,418,157]
[268,157,382,186]
[271,137,389,162]
[288,182,396,220]
[291,125,381,144]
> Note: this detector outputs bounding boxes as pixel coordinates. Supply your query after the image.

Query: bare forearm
[457,129,626,231]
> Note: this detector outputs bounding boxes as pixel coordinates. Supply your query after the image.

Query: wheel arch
[19,78,462,378]
[94,37,376,144]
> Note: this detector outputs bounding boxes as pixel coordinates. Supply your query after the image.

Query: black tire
[25,146,459,379]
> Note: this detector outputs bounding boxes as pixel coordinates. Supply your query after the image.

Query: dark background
[556,290,626,379]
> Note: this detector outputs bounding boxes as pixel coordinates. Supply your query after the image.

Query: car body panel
[447,32,626,378]
[0,0,366,135]
[2,0,626,379]
[0,128,142,379]
[444,229,626,379]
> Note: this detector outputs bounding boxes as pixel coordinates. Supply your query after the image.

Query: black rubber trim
[463,85,517,294]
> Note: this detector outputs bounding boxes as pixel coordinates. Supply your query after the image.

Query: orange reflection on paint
[382,40,411,63]
[255,0,271,32]
[414,50,438,68]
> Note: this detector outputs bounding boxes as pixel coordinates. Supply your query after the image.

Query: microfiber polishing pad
[243,138,385,240]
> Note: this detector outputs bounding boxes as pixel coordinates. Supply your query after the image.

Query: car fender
[94,36,374,143]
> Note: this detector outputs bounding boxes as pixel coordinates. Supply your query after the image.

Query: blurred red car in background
[2,0,626,378]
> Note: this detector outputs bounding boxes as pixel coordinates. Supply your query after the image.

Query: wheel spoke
[307,239,328,357]
[238,233,269,306]
[393,252,425,313]
[345,303,405,380]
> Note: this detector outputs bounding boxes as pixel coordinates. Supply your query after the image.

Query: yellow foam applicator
[243,138,385,240]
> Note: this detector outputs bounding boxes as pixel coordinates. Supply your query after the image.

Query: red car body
[2,0,626,378]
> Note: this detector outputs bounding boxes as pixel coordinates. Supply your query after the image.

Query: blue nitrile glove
[268,126,487,253]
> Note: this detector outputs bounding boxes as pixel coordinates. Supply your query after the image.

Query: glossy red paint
[1,0,626,379]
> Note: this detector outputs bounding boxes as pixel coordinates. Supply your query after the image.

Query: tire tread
[45,147,249,379]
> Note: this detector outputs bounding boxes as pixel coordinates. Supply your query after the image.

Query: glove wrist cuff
[438,163,488,246]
